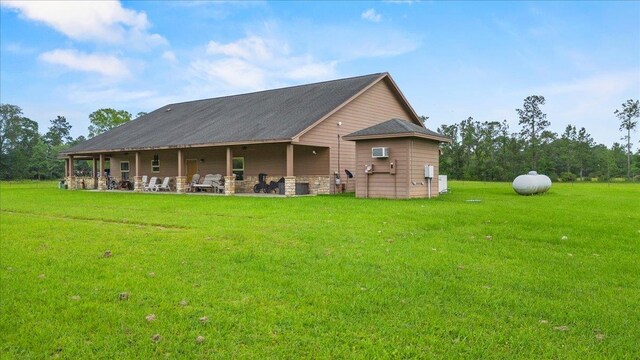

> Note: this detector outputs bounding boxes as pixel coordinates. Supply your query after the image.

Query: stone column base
[67,176,76,190]
[224,175,236,195]
[98,176,107,191]
[133,176,144,192]
[284,176,296,196]
[176,176,187,193]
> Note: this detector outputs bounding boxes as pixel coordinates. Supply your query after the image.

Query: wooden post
[226,147,233,177]
[135,152,140,177]
[68,155,76,190]
[69,155,74,176]
[133,151,143,192]
[99,154,105,176]
[64,159,69,178]
[286,144,294,177]
[177,149,183,177]
[98,154,106,191]
[224,147,235,195]
[92,157,98,189]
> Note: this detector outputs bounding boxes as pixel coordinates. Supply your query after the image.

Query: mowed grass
[0,181,638,359]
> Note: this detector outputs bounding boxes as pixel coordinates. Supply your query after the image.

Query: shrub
[560,172,576,182]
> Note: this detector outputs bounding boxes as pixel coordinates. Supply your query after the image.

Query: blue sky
[1,1,639,146]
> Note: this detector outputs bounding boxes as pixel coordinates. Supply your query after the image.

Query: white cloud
[162,51,177,63]
[206,36,281,62]
[361,8,382,22]
[67,87,156,105]
[286,60,337,80]
[1,1,166,48]
[191,34,337,91]
[191,58,267,90]
[40,49,130,78]
[3,42,37,55]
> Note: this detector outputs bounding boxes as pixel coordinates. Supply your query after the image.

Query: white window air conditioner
[372,147,389,158]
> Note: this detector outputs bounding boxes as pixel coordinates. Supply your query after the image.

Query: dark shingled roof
[343,118,449,141]
[63,73,386,154]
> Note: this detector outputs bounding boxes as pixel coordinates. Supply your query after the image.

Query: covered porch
[63,143,331,196]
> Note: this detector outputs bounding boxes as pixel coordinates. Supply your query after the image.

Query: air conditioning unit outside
[372,147,389,158]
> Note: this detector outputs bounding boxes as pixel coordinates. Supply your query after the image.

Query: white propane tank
[512,171,552,195]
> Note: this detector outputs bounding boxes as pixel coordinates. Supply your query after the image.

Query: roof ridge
[164,72,387,108]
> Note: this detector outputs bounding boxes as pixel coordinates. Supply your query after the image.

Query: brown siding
[354,138,410,199]
[229,143,285,177]
[108,143,329,181]
[182,147,226,176]
[352,137,441,199]
[294,145,330,175]
[298,78,418,193]
[408,139,440,198]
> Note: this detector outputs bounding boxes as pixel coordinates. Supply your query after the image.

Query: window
[151,154,160,173]
[232,157,244,180]
[120,161,130,180]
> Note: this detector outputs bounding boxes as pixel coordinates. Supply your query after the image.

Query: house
[60,72,449,197]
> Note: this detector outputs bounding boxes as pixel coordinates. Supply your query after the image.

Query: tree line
[1,97,638,181]
[438,97,640,182]
[0,104,138,180]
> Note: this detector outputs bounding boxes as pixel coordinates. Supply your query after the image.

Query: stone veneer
[234,175,331,195]
[67,176,76,190]
[224,175,235,195]
[294,175,331,195]
[66,177,97,190]
[98,176,107,191]
[175,176,187,193]
[284,176,296,196]
[133,176,144,192]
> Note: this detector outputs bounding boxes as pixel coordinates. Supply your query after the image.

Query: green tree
[437,123,463,179]
[88,108,132,138]
[29,138,49,180]
[0,104,40,179]
[614,99,639,179]
[516,95,550,170]
[576,127,594,180]
[44,115,73,146]
[0,104,23,158]
[136,111,148,119]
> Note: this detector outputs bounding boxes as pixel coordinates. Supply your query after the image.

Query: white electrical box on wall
[424,165,434,178]
[371,147,389,158]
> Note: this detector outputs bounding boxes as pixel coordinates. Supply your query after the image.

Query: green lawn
[1,181,638,359]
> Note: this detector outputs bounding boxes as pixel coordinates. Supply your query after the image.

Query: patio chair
[141,175,148,188]
[192,174,218,192]
[154,177,171,192]
[144,177,158,191]
[211,174,225,193]
[186,174,201,192]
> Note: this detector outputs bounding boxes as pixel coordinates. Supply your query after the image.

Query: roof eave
[382,74,424,127]
[343,132,451,143]
[58,138,294,157]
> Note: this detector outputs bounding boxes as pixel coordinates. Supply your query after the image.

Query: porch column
[64,159,69,178]
[98,154,106,191]
[92,157,98,189]
[224,147,235,195]
[226,147,233,176]
[67,156,76,190]
[176,149,186,193]
[133,151,143,192]
[284,144,295,196]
